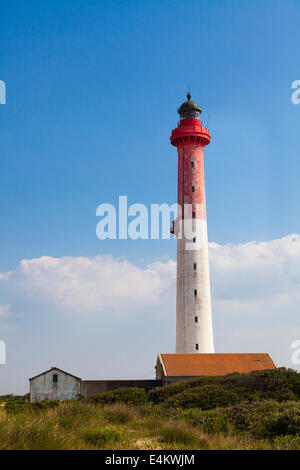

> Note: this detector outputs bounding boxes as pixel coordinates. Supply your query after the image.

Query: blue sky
[1,0,300,393]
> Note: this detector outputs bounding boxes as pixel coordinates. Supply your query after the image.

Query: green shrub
[181,400,300,438]
[272,435,300,450]
[222,400,300,436]
[220,368,298,402]
[260,409,300,437]
[149,368,300,405]
[89,387,147,406]
[5,399,61,414]
[166,385,239,410]
[183,407,232,433]
[84,426,124,447]
[148,379,219,404]
[148,381,193,404]
[0,394,29,402]
[0,394,14,402]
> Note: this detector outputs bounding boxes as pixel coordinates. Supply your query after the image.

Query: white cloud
[17,255,176,314]
[1,233,300,325]
[209,233,300,307]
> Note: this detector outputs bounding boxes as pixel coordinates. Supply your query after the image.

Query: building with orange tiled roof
[156,353,276,382]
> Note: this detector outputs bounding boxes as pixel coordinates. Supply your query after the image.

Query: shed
[29,367,81,402]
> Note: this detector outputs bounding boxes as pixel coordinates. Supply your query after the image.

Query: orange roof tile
[160,353,276,377]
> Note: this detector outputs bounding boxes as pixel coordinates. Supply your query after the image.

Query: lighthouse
[170,93,214,354]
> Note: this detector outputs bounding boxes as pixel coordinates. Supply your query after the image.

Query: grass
[1,368,300,450]
[0,401,298,450]
[84,426,126,448]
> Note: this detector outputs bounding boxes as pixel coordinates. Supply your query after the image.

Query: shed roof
[158,353,276,377]
[29,367,81,381]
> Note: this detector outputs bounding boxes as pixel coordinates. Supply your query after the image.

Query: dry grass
[0,401,288,450]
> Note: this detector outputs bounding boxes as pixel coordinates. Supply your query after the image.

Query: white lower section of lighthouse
[175,219,214,354]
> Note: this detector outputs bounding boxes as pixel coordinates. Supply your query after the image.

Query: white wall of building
[30,368,80,402]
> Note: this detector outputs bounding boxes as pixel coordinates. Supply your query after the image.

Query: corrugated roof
[160,353,276,377]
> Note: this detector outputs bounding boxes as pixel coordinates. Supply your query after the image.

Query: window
[196,344,199,350]
[191,162,194,168]
[194,289,197,296]
[53,374,58,384]
[195,316,198,323]
[193,263,197,270]
[192,186,195,192]
[193,237,196,243]
[192,211,195,218]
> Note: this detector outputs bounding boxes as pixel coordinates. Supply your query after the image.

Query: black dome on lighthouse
[177,92,202,117]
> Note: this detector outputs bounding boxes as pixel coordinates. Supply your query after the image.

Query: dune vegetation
[1,368,300,450]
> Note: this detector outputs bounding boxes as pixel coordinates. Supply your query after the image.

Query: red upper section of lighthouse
[170,93,211,148]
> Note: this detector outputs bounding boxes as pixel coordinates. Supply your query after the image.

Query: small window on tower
[193,237,196,243]
[192,186,195,192]
[192,211,196,218]
[196,344,199,350]
[53,374,58,384]
[194,289,197,296]
[195,316,198,323]
[194,263,197,270]
[191,162,194,168]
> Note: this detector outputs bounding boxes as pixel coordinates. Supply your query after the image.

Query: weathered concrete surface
[30,367,81,401]
[176,218,214,353]
[171,136,214,353]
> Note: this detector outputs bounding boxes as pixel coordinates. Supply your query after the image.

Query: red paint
[170,117,211,224]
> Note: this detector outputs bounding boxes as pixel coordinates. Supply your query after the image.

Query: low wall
[81,379,162,397]
[162,376,198,386]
